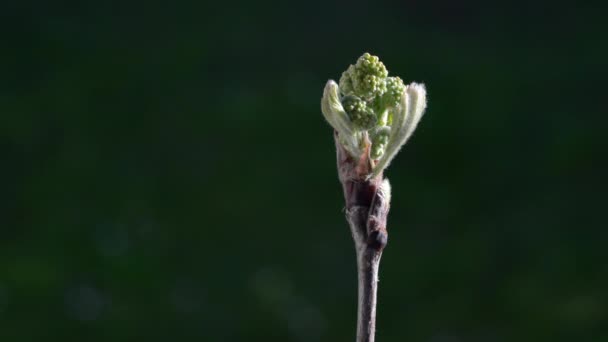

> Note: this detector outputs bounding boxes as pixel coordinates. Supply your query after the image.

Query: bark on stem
[356,244,382,342]
[335,132,390,342]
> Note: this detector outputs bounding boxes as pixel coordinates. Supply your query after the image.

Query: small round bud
[342,95,377,130]
[368,230,388,250]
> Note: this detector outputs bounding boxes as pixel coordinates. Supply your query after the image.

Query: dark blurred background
[1,0,607,341]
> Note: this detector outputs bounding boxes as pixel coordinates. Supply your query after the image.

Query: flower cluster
[339,53,389,100]
[321,53,427,177]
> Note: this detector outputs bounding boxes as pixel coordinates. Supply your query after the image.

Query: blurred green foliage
[1,0,607,341]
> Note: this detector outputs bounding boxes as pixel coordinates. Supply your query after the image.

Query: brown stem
[335,132,390,342]
[356,244,382,342]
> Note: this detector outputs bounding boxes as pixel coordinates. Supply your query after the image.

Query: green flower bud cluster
[379,77,405,109]
[339,53,388,100]
[337,53,408,158]
[321,53,427,176]
[370,127,390,159]
[341,95,377,130]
